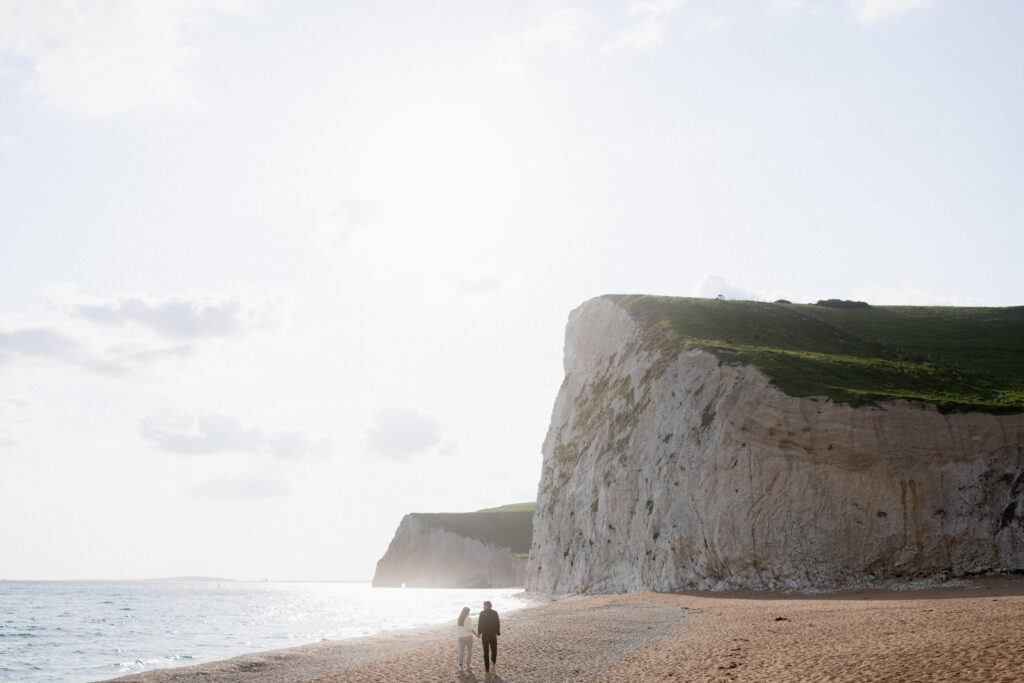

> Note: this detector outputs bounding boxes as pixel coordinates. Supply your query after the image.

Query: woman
[456,606,478,672]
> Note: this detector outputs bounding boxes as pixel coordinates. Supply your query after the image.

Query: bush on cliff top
[605,294,1024,414]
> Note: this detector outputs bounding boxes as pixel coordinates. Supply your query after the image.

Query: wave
[117,654,192,669]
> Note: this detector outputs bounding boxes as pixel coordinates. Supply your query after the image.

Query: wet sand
[106,576,1024,682]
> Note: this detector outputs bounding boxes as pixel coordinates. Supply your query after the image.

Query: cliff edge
[526,296,1024,593]
[373,504,534,588]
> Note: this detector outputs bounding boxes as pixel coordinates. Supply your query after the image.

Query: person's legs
[482,634,497,671]
[458,636,470,667]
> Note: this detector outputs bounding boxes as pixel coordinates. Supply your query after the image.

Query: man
[477,600,501,674]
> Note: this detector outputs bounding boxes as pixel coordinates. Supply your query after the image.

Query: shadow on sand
[668,575,1024,603]
[457,670,505,682]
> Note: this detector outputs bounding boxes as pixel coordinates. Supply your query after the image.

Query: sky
[1,0,1022,581]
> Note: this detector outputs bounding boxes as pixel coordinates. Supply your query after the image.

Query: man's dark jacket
[478,608,500,636]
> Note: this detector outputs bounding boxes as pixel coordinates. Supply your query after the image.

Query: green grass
[412,503,535,554]
[605,295,1024,414]
[476,502,537,513]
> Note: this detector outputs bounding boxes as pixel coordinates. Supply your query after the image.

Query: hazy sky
[1,0,1022,581]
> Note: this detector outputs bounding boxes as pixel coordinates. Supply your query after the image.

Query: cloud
[0,326,80,358]
[0,0,241,117]
[186,472,290,500]
[490,5,590,77]
[493,0,712,66]
[602,0,686,53]
[849,0,932,25]
[121,343,196,364]
[140,411,261,454]
[689,274,760,301]
[264,430,334,460]
[693,12,729,33]
[63,288,285,340]
[314,199,380,253]
[0,318,198,375]
[769,0,825,15]
[772,0,929,24]
[0,396,38,447]
[365,406,443,459]
[140,409,334,458]
[0,286,285,377]
[0,323,125,374]
[454,276,503,297]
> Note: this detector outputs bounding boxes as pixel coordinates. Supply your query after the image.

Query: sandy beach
[106,576,1024,683]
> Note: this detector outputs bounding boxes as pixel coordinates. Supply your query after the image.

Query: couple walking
[456,601,500,675]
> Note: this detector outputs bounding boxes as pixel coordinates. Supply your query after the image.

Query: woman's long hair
[458,606,470,626]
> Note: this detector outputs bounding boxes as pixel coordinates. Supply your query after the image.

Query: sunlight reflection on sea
[0,580,530,682]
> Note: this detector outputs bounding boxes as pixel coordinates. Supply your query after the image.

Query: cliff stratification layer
[526,297,1024,593]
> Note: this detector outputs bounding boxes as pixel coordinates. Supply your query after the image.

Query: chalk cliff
[526,296,1024,593]
[373,507,533,588]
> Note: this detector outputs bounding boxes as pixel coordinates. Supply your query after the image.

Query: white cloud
[58,287,286,340]
[603,0,686,53]
[264,430,334,460]
[0,322,126,375]
[365,406,443,459]
[769,0,825,15]
[314,199,380,254]
[490,5,590,77]
[454,276,503,298]
[0,0,242,117]
[0,317,201,376]
[771,0,929,24]
[0,325,79,360]
[140,409,334,458]
[0,396,39,447]
[849,0,932,25]
[694,12,729,33]
[689,274,760,301]
[186,472,290,500]
[770,0,805,13]
[140,410,260,454]
[0,286,286,377]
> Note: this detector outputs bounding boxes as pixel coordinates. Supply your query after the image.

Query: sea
[0,580,532,682]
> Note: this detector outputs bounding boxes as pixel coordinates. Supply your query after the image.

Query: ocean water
[0,580,530,682]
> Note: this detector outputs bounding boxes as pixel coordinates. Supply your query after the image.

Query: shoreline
[104,576,1024,682]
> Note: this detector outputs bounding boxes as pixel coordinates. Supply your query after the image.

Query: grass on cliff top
[605,294,1024,414]
[412,503,535,555]
[476,502,537,513]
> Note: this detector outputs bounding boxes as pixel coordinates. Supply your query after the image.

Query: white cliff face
[373,515,526,588]
[526,297,1024,593]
